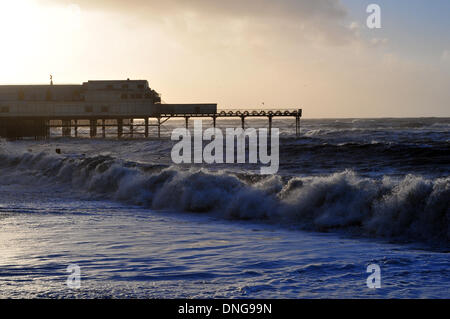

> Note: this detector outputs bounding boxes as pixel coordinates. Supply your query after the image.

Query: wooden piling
[117,119,123,139]
[145,118,149,138]
[158,117,161,138]
[102,119,106,138]
[268,116,272,137]
[90,119,97,138]
[130,119,134,138]
[62,120,71,137]
[74,120,78,137]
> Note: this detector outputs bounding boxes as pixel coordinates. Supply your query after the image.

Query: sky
[0,0,449,118]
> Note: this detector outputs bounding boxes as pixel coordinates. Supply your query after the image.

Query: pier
[0,79,302,139]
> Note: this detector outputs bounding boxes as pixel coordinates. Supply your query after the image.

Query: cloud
[38,0,356,45]
[39,0,347,19]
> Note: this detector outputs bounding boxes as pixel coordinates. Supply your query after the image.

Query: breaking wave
[0,150,449,245]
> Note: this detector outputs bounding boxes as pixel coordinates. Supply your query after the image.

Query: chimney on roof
[50,74,53,86]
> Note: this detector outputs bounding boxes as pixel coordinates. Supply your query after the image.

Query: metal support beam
[117,119,123,139]
[241,116,245,129]
[62,120,71,137]
[295,116,301,137]
[212,116,217,128]
[74,120,78,138]
[185,117,189,130]
[296,109,302,137]
[145,118,149,138]
[46,120,50,138]
[268,116,273,138]
[90,119,97,138]
[102,119,106,138]
[130,118,134,138]
[157,117,161,138]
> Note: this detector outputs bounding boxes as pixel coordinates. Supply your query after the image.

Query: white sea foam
[0,148,448,245]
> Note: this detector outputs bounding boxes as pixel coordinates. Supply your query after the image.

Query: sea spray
[0,149,448,245]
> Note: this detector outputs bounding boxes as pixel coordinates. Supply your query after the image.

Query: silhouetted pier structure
[44,109,302,139]
[0,79,302,139]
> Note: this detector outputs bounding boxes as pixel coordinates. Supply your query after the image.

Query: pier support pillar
[268,116,273,137]
[74,120,78,138]
[90,119,97,138]
[296,109,302,137]
[117,119,123,139]
[144,118,149,138]
[62,120,71,137]
[241,116,245,130]
[212,116,217,128]
[46,120,50,138]
[185,117,189,130]
[157,117,161,138]
[295,115,301,137]
[130,119,134,138]
[102,119,106,138]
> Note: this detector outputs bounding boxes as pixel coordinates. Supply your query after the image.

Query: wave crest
[0,150,448,245]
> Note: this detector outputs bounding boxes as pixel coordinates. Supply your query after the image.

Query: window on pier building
[122,84,128,89]
[101,106,109,112]
[18,90,25,101]
[46,89,53,101]
[121,93,128,99]
[85,106,93,113]
[1,106,10,113]
[72,90,81,101]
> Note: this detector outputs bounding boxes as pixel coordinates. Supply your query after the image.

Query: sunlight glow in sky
[0,0,449,117]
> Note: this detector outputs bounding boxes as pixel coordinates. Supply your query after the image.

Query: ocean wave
[279,141,450,170]
[0,150,448,245]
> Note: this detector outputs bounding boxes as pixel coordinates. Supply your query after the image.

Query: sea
[0,117,448,298]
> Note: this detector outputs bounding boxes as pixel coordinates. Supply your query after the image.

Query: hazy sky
[0,0,449,117]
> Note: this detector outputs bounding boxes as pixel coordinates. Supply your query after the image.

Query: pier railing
[156,109,302,137]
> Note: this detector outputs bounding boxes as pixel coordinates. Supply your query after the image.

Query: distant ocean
[0,118,448,298]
